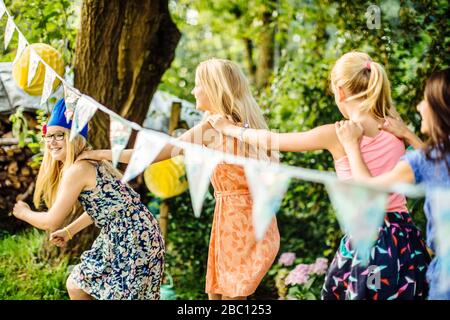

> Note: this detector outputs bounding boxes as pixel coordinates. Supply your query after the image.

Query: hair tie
[366,60,371,71]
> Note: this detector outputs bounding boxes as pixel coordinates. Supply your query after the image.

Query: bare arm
[208,115,338,153]
[64,212,94,236]
[77,121,218,164]
[49,212,94,247]
[12,162,93,231]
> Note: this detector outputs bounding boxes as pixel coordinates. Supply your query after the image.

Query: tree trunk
[255,2,275,90]
[243,37,256,84]
[48,0,180,258]
[74,0,181,149]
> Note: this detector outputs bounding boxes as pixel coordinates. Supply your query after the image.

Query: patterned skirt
[322,211,431,300]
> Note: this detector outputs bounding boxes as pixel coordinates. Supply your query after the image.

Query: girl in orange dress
[80,58,280,300]
[206,137,280,299]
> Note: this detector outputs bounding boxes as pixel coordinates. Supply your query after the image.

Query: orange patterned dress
[205,161,280,297]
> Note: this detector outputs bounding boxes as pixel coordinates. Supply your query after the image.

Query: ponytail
[331,51,398,120]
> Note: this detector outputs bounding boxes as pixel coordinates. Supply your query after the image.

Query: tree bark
[50,0,181,258]
[74,0,181,149]
[255,2,275,90]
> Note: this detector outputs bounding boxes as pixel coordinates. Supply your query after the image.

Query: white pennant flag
[326,180,388,265]
[245,162,291,240]
[110,116,132,168]
[122,130,167,183]
[40,66,56,105]
[63,84,80,123]
[0,2,6,20]
[4,16,16,50]
[184,148,221,217]
[13,33,27,65]
[27,49,40,87]
[430,188,450,294]
[69,95,98,141]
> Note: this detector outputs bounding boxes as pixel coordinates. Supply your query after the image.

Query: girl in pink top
[209,51,430,300]
[334,130,408,213]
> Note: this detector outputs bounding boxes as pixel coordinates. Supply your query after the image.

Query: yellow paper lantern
[144,155,188,199]
[12,43,65,96]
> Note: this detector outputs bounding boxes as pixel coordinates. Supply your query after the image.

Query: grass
[0,229,70,300]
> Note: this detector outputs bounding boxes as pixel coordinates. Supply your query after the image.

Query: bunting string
[0,0,432,243]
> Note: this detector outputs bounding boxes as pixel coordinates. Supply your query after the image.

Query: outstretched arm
[208,115,337,153]
[77,120,218,164]
[13,162,92,231]
[336,120,415,187]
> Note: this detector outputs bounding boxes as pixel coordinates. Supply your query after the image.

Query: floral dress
[69,162,165,300]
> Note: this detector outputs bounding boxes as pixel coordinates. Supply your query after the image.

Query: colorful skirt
[322,211,430,300]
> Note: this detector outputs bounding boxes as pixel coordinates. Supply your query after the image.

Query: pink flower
[285,264,310,285]
[278,252,296,266]
[41,124,47,135]
[310,258,328,275]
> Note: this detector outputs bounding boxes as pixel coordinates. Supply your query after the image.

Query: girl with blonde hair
[80,58,280,300]
[209,51,430,300]
[336,68,450,299]
[12,98,165,300]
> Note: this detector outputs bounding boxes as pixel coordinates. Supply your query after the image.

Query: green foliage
[1,0,78,64]
[0,229,69,299]
[9,108,47,168]
[150,191,214,300]
[160,0,449,299]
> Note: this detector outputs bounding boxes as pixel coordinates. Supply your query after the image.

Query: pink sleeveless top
[334,130,408,213]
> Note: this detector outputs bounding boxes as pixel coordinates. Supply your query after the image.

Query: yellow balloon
[144,155,188,199]
[12,43,65,96]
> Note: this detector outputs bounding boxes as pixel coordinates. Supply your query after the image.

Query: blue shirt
[401,148,450,299]
[401,149,450,251]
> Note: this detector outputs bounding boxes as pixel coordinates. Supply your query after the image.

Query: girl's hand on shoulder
[76,150,105,162]
[207,114,235,133]
[378,117,408,139]
[335,120,364,148]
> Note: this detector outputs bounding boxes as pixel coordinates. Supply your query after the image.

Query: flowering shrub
[270,252,328,300]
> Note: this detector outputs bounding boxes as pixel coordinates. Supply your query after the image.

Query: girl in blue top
[335,68,450,299]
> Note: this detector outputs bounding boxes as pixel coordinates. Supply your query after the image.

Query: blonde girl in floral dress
[12,98,164,300]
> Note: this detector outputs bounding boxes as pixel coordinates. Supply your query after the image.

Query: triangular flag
[0,2,6,20]
[69,95,97,141]
[110,116,132,168]
[40,66,56,105]
[430,188,450,294]
[245,162,291,240]
[63,84,80,123]
[4,16,15,49]
[13,33,26,65]
[27,48,40,87]
[326,180,388,265]
[184,147,221,217]
[122,130,167,183]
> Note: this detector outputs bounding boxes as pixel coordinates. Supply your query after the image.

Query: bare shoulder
[313,123,339,144]
[315,123,345,158]
[317,123,338,135]
[65,160,97,179]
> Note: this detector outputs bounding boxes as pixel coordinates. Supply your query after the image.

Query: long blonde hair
[196,58,269,130]
[196,58,278,161]
[330,51,398,119]
[33,130,121,209]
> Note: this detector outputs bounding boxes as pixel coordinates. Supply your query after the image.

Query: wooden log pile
[0,116,39,232]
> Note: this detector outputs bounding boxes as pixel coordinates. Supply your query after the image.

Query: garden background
[0,0,449,299]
